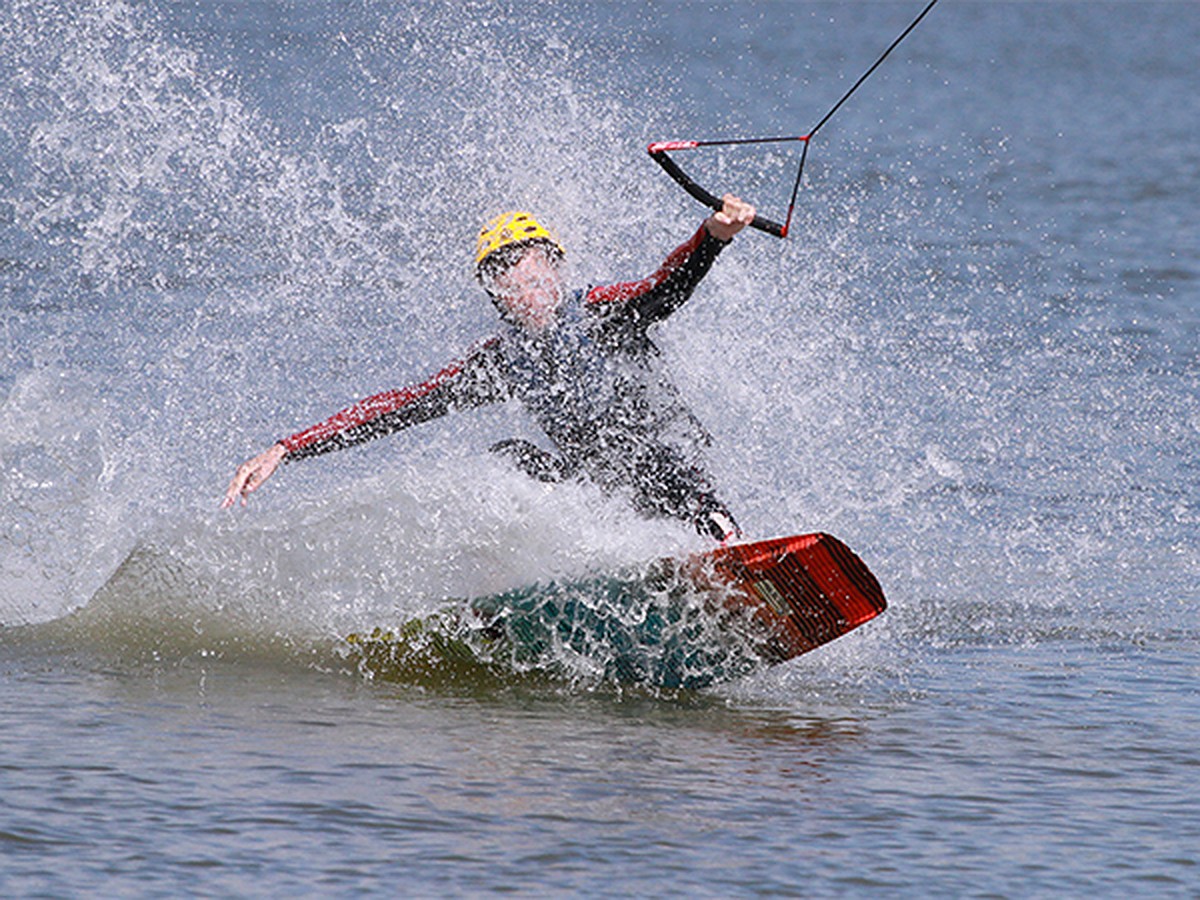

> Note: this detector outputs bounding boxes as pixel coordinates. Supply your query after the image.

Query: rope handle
[647,146,791,239]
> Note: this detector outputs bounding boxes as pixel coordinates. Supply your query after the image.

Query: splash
[1,0,736,628]
[0,369,123,623]
[4,1,266,285]
[5,0,1191,690]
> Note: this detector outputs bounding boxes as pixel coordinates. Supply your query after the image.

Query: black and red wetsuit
[279,222,739,540]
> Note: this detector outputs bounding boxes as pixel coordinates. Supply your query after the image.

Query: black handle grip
[649,150,787,238]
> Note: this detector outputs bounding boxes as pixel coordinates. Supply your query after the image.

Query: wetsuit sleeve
[278,338,508,461]
[584,222,729,326]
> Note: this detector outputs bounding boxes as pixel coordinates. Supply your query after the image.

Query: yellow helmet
[474,211,565,278]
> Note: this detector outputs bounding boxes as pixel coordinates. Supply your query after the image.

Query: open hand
[221,442,287,508]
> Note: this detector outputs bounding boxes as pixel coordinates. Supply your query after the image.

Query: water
[2,0,1198,894]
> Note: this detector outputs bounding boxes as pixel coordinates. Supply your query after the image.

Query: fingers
[719,193,756,226]
[223,464,263,508]
[220,444,285,509]
[706,194,757,241]
[221,464,254,509]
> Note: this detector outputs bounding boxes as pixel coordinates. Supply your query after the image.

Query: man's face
[488,245,565,331]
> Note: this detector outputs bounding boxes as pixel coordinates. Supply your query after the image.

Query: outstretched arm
[220,338,508,508]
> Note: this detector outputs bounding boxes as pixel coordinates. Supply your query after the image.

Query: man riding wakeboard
[223,195,756,542]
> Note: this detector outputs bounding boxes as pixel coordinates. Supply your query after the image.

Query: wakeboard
[345,532,886,690]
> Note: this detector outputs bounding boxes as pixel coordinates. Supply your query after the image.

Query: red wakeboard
[682,532,887,663]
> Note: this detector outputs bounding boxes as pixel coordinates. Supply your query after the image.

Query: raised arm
[585,195,755,325]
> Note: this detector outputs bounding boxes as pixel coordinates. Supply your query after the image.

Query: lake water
[2,0,1198,895]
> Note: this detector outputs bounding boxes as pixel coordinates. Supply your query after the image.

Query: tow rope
[648,0,941,238]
